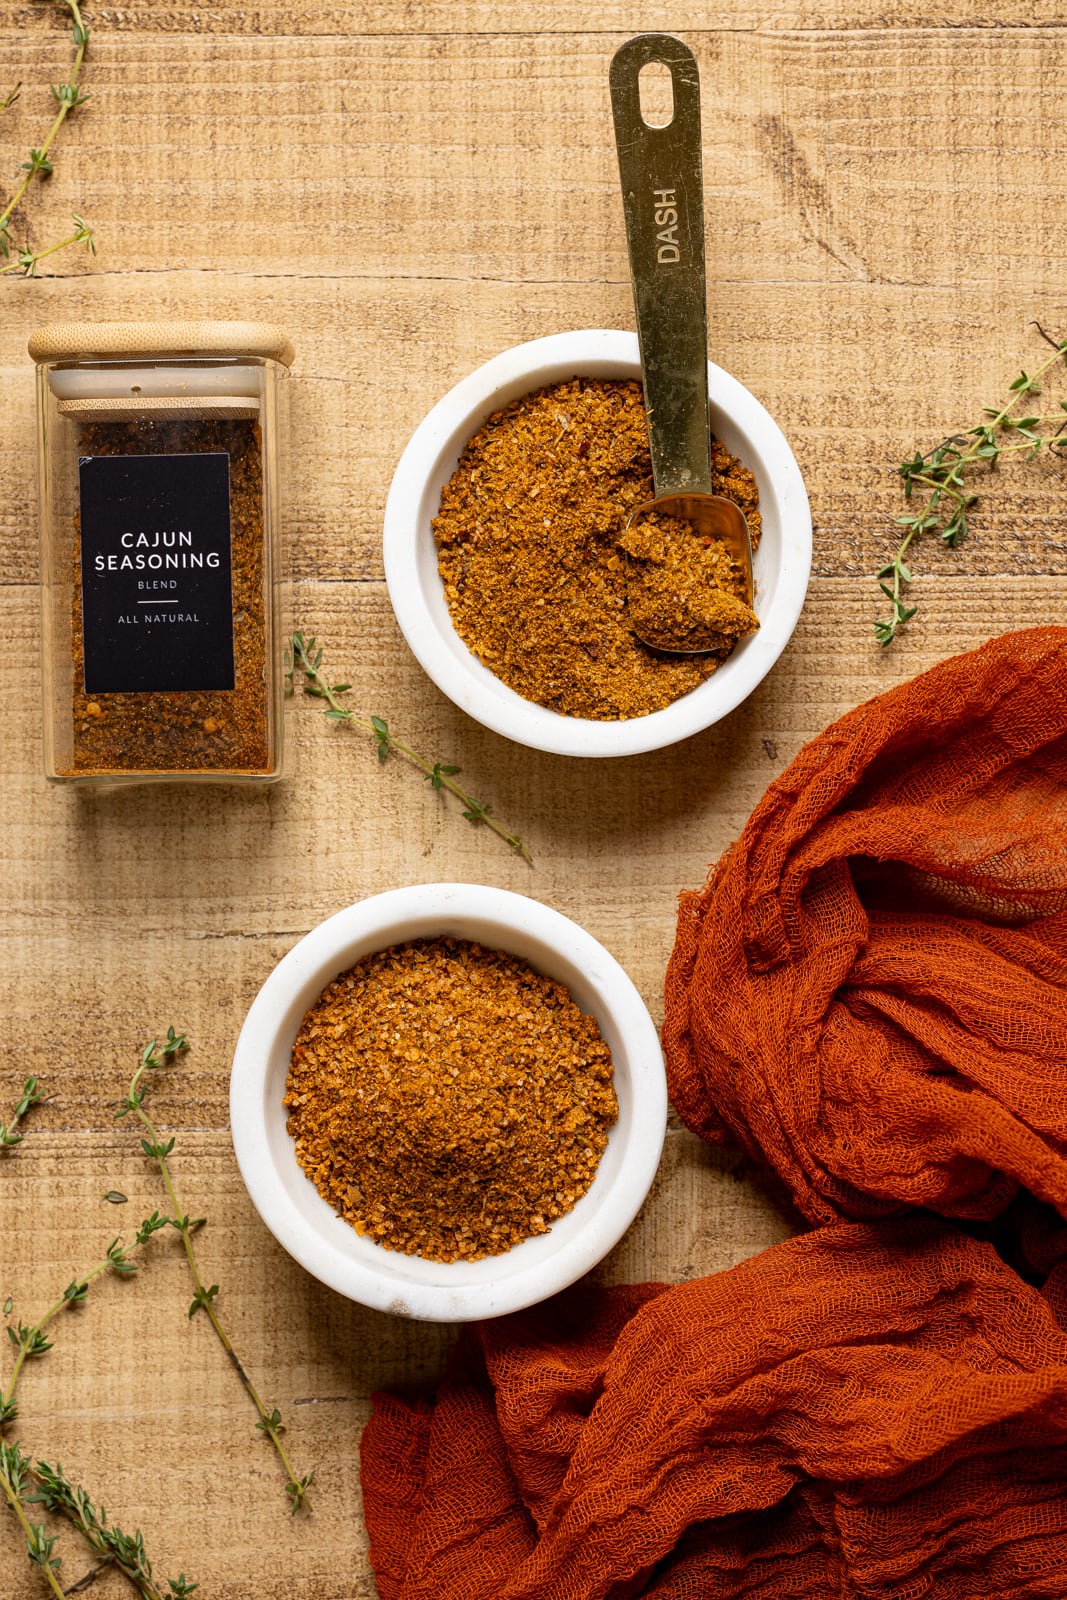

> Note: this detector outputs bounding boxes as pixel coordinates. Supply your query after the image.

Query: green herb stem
[1,1240,181,1594]
[120,1034,313,1514]
[0,0,89,237]
[1,1257,115,1421]
[0,1,95,276]
[0,1455,66,1599]
[290,632,531,863]
[0,213,94,276]
[877,330,1067,646]
[1,1076,45,1150]
[28,1458,192,1599]
[1,1053,198,1597]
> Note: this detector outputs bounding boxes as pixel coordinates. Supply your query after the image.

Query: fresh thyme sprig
[0,212,94,278]
[1,1076,46,1149]
[0,0,95,277]
[116,1031,314,1514]
[1,1446,60,1593]
[1,1031,310,1595]
[1,1221,183,1595]
[0,1442,64,1598]
[0,1232,154,1429]
[28,1462,198,1598]
[1,1441,192,1600]
[290,632,532,863]
[877,327,1067,645]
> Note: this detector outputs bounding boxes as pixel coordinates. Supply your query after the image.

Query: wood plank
[2,28,1067,293]
[4,3,1067,34]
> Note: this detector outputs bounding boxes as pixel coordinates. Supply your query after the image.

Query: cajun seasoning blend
[285,937,619,1263]
[433,378,761,720]
[29,321,292,783]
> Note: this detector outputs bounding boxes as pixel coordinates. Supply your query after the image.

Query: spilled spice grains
[284,937,618,1262]
[64,417,269,776]
[620,509,759,653]
[433,378,761,719]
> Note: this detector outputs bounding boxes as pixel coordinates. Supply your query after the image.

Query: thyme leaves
[290,632,532,863]
[0,1,95,278]
[1,1077,46,1150]
[877,328,1067,645]
[1,1208,184,1597]
[1,1031,313,1595]
[116,1031,314,1515]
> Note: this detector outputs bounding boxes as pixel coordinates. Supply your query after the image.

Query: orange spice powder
[433,378,761,720]
[284,937,618,1263]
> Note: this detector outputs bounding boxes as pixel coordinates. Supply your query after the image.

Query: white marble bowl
[230,883,666,1321]
[383,329,811,757]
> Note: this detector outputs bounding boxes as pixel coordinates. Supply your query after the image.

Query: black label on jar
[78,451,236,694]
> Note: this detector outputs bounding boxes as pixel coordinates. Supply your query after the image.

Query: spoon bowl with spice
[230,883,667,1321]
[383,328,810,756]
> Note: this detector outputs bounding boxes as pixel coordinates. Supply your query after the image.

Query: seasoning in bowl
[619,508,759,654]
[283,936,618,1263]
[432,377,761,720]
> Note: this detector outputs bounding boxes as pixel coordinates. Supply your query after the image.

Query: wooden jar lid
[28,319,295,367]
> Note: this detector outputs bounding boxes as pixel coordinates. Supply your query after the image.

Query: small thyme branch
[877,325,1067,646]
[1,1220,161,1432]
[3,1257,114,1425]
[28,1461,197,1599]
[4,1440,187,1599]
[115,1032,314,1514]
[0,1235,182,1598]
[1,1076,46,1150]
[0,1,94,276]
[1,1443,66,1598]
[290,633,532,863]
[0,1090,192,1595]
[0,213,94,277]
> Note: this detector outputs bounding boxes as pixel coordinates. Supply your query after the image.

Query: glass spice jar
[29,319,293,785]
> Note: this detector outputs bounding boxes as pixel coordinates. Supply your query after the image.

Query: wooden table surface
[2,3,1066,1595]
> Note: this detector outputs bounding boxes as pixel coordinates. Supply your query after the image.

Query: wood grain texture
[8,3,1067,33]
[2,2,1067,1594]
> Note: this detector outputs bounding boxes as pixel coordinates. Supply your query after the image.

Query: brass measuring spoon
[609,33,756,655]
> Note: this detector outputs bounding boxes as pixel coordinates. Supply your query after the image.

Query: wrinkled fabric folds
[663,626,1067,1225]
[360,1218,1067,1599]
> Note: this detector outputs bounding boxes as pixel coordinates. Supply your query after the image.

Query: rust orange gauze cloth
[360,1217,1067,1599]
[663,624,1067,1226]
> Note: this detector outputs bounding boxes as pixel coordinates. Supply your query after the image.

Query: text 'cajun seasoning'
[284,937,618,1263]
[67,417,270,776]
[433,378,761,720]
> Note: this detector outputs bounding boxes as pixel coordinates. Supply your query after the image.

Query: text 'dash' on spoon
[610,32,758,657]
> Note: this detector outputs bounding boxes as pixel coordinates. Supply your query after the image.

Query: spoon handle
[610,33,712,498]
